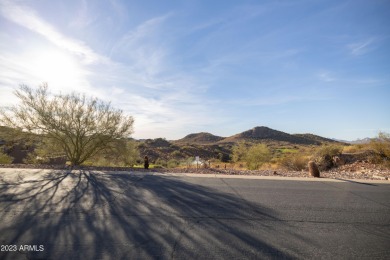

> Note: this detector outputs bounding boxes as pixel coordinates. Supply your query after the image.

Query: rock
[333,156,345,166]
[373,174,389,180]
[308,161,320,178]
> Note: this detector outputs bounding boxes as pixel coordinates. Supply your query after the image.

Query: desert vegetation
[1,88,389,173]
[1,84,135,166]
[0,150,13,164]
[232,143,271,170]
[368,132,390,167]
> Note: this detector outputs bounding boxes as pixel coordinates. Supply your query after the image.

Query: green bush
[171,150,181,157]
[244,144,272,170]
[315,144,343,158]
[155,158,167,167]
[232,142,249,162]
[0,151,13,164]
[167,159,180,168]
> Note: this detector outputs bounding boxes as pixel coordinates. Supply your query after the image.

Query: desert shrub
[370,132,390,157]
[232,142,249,162]
[369,132,390,167]
[314,144,343,170]
[0,151,13,164]
[218,152,230,162]
[315,144,343,158]
[342,144,368,153]
[278,153,308,171]
[155,158,167,167]
[21,138,65,165]
[244,144,272,170]
[167,159,180,168]
[171,150,181,157]
[84,139,139,167]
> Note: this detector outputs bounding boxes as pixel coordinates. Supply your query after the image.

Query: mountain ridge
[172,126,345,145]
[137,126,347,162]
[220,126,315,145]
[174,132,225,144]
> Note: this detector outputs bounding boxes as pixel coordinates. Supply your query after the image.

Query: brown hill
[138,137,231,162]
[293,133,344,145]
[221,126,317,145]
[175,132,225,144]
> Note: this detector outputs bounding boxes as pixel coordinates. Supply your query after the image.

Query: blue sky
[0,0,389,140]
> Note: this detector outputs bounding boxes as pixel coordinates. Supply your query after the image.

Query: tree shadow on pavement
[0,170,315,259]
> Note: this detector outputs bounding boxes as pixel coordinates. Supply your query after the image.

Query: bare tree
[0,84,134,166]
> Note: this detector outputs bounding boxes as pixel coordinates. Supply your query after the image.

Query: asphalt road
[0,168,389,259]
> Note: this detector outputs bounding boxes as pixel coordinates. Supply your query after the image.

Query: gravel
[1,163,389,180]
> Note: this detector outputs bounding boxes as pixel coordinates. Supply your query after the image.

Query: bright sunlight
[27,50,85,87]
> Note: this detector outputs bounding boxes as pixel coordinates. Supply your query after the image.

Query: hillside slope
[293,133,344,145]
[175,132,225,144]
[220,126,318,145]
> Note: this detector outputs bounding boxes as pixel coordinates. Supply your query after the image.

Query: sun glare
[28,50,85,87]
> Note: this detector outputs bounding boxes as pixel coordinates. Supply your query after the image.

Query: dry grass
[342,144,369,153]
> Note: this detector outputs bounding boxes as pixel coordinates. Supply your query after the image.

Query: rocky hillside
[137,126,347,162]
[221,126,320,145]
[293,133,342,145]
[138,138,231,163]
[174,132,225,144]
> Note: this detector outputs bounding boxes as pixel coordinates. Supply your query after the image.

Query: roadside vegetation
[0,86,389,170]
[225,136,390,171]
[0,150,13,164]
[369,132,390,167]
[1,129,390,171]
[0,84,134,166]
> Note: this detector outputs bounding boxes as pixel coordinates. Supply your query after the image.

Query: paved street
[1,168,389,259]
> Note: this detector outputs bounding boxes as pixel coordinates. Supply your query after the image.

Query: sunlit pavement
[1,168,389,259]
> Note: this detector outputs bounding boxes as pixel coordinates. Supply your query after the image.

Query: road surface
[0,168,389,259]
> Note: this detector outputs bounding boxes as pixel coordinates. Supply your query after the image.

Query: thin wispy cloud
[109,14,174,85]
[0,0,388,140]
[347,38,376,56]
[228,96,303,107]
[68,0,97,29]
[0,0,104,64]
[85,13,223,138]
[318,71,336,82]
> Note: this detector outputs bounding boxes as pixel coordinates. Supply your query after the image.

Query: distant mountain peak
[171,126,345,146]
[239,126,282,138]
[222,126,322,145]
[175,132,224,144]
[348,137,372,144]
